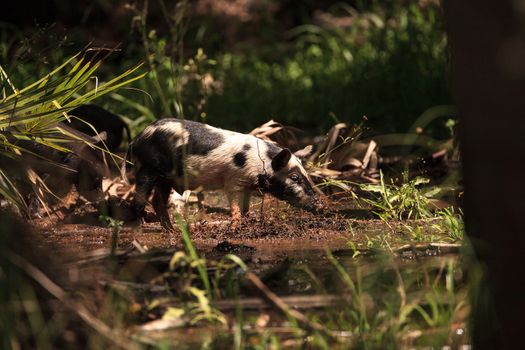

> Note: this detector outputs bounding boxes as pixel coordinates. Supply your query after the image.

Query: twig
[361,140,377,170]
[68,247,133,266]
[244,272,341,340]
[144,293,348,311]
[393,243,462,255]
[215,294,346,311]
[132,239,147,253]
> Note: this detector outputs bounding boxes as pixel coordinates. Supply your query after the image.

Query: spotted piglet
[125,119,321,231]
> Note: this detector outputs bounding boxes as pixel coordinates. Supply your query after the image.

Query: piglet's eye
[290,173,300,182]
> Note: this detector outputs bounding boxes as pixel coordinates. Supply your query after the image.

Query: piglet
[68,104,131,151]
[3,123,109,211]
[125,119,322,231]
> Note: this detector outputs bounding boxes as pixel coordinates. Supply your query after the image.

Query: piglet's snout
[304,194,324,212]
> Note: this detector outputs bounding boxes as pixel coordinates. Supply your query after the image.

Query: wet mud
[33,191,455,261]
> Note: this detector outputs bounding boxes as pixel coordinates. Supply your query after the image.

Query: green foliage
[112,46,217,133]
[359,171,440,221]
[356,172,464,242]
[433,207,464,241]
[326,250,370,333]
[204,2,449,132]
[1,1,449,137]
[275,251,467,349]
[175,211,212,296]
[109,1,218,135]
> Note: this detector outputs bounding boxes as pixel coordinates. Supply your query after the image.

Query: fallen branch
[393,243,462,255]
[68,247,134,266]
[127,292,348,311]
[215,294,346,311]
[361,140,377,171]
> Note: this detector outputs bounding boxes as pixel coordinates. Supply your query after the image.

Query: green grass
[341,170,464,244]
[203,2,449,133]
[358,171,440,221]
[146,213,248,329]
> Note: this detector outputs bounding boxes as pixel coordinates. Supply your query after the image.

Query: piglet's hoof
[125,218,143,229]
[142,211,158,223]
[158,213,176,232]
[229,219,242,232]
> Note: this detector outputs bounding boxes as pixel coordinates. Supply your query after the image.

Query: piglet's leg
[227,192,242,231]
[197,191,205,210]
[134,167,158,218]
[240,192,251,215]
[227,191,252,230]
[152,182,174,232]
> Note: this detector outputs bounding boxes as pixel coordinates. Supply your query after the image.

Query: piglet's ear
[271,149,292,172]
[92,131,107,144]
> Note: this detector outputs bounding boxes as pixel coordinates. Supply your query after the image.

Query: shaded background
[0,0,450,136]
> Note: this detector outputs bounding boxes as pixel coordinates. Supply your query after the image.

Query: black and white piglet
[125,119,321,230]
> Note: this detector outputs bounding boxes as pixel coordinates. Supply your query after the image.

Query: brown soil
[33,192,396,258]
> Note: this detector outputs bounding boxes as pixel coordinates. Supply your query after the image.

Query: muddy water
[96,243,462,297]
[69,241,466,349]
[37,196,466,348]
[63,235,468,349]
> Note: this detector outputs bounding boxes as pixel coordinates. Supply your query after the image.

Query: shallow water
[77,243,467,349]
[42,193,465,348]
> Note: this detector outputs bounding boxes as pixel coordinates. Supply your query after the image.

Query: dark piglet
[2,123,108,212]
[68,104,131,151]
[125,118,322,231]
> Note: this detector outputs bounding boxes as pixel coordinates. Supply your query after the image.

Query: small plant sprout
[433,207,464,241]
[99,215,124,257]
